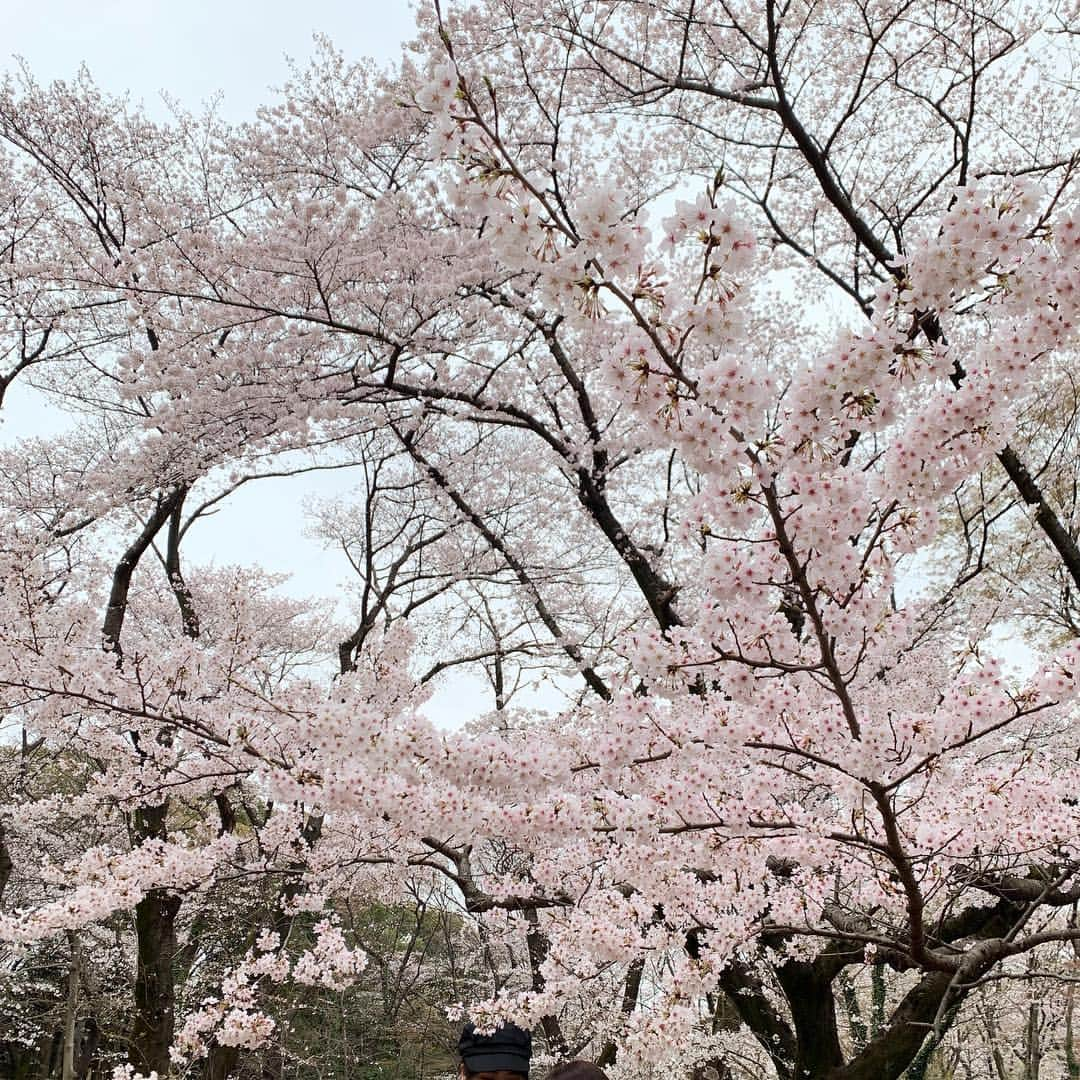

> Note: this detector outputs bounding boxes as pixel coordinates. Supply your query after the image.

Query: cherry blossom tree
[0,1,1079,1078]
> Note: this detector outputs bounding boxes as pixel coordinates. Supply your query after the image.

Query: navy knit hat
[458,1022,531,1077]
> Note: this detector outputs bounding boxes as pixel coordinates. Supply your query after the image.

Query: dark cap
[458,1022,531,1077]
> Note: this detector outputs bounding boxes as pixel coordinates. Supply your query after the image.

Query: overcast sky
[6,0,416,120]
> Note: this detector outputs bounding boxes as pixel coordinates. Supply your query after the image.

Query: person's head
[458,1022,532,1080]
[545,1063,610,1080]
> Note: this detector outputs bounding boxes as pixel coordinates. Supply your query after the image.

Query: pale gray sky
[6,0,417,121]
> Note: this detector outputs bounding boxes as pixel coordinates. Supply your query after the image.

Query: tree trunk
[37,1031,60,1080]
[74,1019,100,1080]
[1023,1000,1042,1080]
[525,907,569,1058]
[1066,986,1080,1079]
[131,887,181,1076]
[62,932,80,1080]
[129,805,181,1077]
[597,958,646,1068]
[0,822,13,904]
[102,496,187,1077]
[207,810,324,1079]
[776,960,846,1079]
[206,1043,240,1080]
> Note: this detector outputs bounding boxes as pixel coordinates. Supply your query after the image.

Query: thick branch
[830,970,955,1080]
[717,959,796,1080]
[996,445,1080,588]
[103,489,184,653]
[164,487,200,640]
